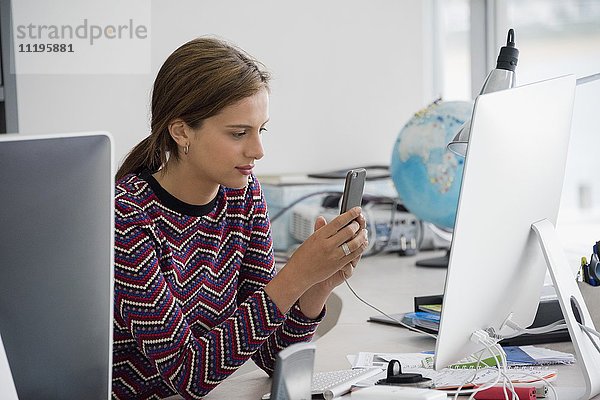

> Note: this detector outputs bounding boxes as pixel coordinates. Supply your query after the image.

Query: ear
[167,119,191,148]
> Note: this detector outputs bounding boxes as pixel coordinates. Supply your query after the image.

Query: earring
[184,144,189,155]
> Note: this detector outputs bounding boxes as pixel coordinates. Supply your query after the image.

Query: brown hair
[116,37,270,180]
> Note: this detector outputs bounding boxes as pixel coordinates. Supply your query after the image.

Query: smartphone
[340,168,367,214]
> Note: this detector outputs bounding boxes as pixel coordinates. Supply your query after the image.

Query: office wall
[15,0,433,175]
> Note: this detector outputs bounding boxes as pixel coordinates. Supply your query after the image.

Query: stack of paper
[504,345,575,366]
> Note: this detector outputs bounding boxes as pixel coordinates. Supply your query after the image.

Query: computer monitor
[0,132,114,400]
[435,75,600,399]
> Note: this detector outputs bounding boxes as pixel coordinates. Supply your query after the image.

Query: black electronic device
[340,168,366,214]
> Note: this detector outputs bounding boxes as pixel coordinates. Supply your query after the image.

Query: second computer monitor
[0,132,113,400]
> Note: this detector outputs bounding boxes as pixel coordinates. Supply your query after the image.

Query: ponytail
[115,131,172,181]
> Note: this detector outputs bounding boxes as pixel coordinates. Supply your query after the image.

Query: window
[439,0,472,101]
[436,0,600,260]
[506,0,600,213]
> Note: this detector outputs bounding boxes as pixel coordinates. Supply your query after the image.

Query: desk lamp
[413,29,518,269]
[447,29,519,156]
[447,29,600,157]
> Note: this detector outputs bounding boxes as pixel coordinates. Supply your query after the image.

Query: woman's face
[186,88,269,190]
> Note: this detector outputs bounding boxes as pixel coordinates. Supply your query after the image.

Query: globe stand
[415,248,450,268]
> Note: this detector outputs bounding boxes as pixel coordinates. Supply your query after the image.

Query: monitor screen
[434,76,576,370]
[0,132,113,400]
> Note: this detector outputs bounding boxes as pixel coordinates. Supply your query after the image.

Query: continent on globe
[390,100,473,230]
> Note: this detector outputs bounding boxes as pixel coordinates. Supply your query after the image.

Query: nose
[246,131,264,161]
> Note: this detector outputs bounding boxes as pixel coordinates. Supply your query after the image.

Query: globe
[390,100,473,230]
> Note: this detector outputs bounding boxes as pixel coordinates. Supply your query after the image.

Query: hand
[297,210,368,318]
[264,206,368,316]
[311,213,366,290]
[286,206,368,289]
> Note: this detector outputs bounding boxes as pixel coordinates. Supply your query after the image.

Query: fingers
[293,207,367,286]
[356,253,363,264]
[319,207,362,238]
[329,210,366,248]
[340,263,354,280]
[341,252,363,281]
[333,220,361,247]
[339,230,369,261]
[313,215,327,232]
[355,212,366,231]
[351,254,363,268]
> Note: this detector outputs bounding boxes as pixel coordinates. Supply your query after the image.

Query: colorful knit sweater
[112,171,323,399]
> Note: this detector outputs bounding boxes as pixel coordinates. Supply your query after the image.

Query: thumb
[314,215,327,232]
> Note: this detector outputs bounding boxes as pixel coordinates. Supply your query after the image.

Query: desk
[191,251,595,399]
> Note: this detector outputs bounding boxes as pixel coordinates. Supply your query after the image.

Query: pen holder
[578,281,600,329]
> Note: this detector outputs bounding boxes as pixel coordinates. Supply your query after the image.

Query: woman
[112,37,368,399]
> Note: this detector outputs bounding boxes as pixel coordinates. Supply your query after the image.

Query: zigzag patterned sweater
[112,171,323,399]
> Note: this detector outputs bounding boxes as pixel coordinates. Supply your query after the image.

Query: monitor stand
[415,249,450,268]
[532,219,600,400]
[0,334,19,400]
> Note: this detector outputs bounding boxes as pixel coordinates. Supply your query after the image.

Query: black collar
[140,170,219,217]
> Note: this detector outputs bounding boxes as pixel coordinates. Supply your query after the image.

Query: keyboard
[312,368,384,400]
[261,368,383,400]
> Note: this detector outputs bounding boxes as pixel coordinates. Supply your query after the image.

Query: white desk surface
[170,250,597,400]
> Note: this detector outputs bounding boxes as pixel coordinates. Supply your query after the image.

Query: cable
[579,323,600,340]
[361,201,393,257]
[342,279,558,400]
[342,277,438,340]
[269,190,343,222]
[578,323,600,354]
[272,191,423,256]
[450,342,505,400]
[453,333,512,400]
[502,318,568,338]
[344,275,510,400]
[358,199,403,257]
[445,331,541,400]
[506,370,558,400]
[464,331,560,400]
[363,205,379,256]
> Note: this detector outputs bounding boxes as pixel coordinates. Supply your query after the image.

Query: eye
[232,131,247,138]
[259,127,268,134]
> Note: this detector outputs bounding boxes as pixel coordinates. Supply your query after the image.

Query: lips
[236,165,254,175]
